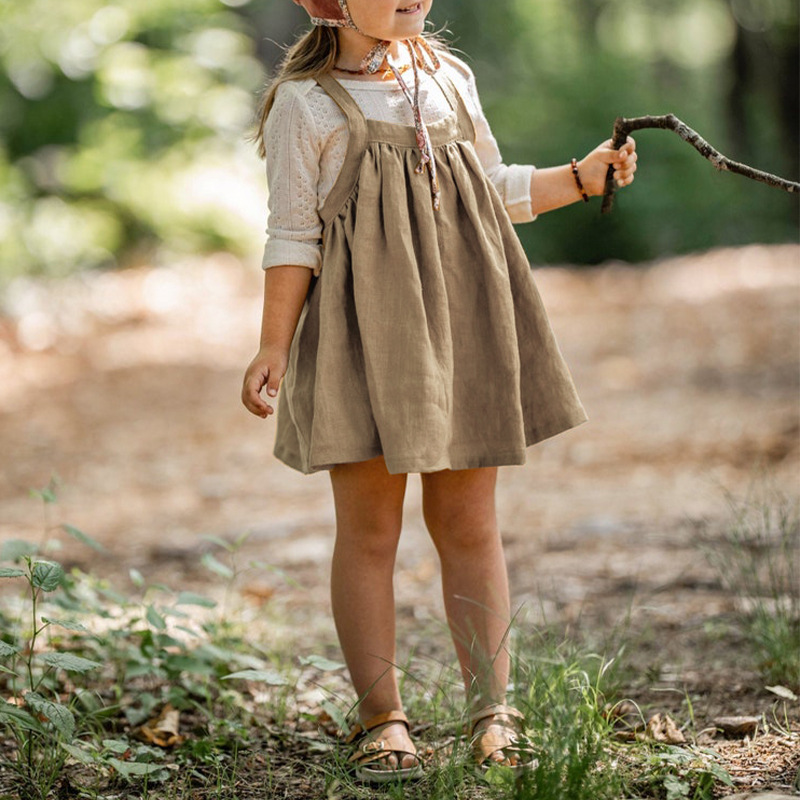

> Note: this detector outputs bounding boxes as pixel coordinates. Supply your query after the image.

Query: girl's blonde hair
[252,26,339,160]
[252,26,449,160]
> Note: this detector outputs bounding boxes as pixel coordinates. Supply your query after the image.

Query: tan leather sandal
[469,703,537,772]
[345,710,423,784]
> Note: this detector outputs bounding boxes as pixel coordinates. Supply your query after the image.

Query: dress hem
[273,414,588,475]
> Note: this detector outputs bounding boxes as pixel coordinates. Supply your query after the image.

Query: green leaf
[0,567,26,579]
[107,758,165,777]
[201,552,234,579]
[61,742,99,765]
[175,591,217,608]
[195,642,239,663]
[31,483,58,504]
[32,560,64,592]
[321,699,347,731]
[221,669,290,685]
[25,692,75,739]
[38,652,102,673]
[664,775,691,800]
[299,654,345,672]
[41,617,89,633]
[705,762,734,785]
[0,700,44,732]
[62,524,106,553]
[174,625,201,639]
[129,569,145,588]
[233,530,251,548]
[0,641,20,657]
[0,540,38,562]
[103,738,133,754]
[146,605,167,631]
[164,654,215,675]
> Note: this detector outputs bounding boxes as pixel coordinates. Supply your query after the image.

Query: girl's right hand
[241,347,289,418]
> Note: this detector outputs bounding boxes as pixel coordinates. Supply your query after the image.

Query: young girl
[243,0,637,783]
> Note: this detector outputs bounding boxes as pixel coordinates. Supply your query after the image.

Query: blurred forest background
[0,0,797,283]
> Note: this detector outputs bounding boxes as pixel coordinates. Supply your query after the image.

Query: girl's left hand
[579,136,638,196]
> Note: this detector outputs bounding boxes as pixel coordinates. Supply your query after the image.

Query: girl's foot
[469,704,537,771]
[346,711,423,783]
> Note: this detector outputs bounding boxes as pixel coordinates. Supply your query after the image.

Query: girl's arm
[532,138,637,216]
[443,54,638,221]
[241,265,312,419]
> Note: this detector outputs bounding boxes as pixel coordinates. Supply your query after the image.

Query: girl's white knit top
[263,52,537,274]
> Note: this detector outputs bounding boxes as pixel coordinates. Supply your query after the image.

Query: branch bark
[601,114,800,214]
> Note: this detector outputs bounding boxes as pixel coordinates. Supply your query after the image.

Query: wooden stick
[601,114,800,214]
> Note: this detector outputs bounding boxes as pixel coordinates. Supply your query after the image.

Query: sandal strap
[470,706,536,769]
[346,710,410,744]
[348,735,419,766]
[345,710,419,768]
[469,703,525,734]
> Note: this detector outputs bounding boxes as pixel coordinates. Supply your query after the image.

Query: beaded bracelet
[571,158,590,203]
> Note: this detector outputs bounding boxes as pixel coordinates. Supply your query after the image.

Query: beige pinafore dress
[274,71,587,475]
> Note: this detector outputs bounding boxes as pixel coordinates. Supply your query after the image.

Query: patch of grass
[0,482,290,798]
[700,483,800,688]
[0,481,768,799]
[620,742,734,800]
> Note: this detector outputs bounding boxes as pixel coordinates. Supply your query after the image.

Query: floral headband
[292,0,352,28]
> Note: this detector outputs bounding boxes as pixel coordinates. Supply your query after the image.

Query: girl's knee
[421,469,498,547]
[422,497,499,554]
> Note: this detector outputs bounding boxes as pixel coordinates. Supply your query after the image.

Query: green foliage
[427,0,798,264]
[0,482,274,797]
[2,0,796,282]
[626,744,734,800]
[501,639,626,800]
[0,0,266,281]
[0,549,91,798]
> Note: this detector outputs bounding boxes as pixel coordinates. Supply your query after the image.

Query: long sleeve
[261,81,324,274]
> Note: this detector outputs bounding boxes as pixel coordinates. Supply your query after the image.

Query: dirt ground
[0,243,798,795]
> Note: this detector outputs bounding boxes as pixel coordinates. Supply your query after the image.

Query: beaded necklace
[333,63,411,80]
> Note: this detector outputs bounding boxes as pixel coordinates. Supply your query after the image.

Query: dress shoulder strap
[315,73,369,226]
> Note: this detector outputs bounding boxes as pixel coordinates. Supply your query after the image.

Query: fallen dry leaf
[644,713,687,744]
[134,703,184,748]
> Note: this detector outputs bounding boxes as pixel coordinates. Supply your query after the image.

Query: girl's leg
[420,467,511,707]
[422,468,524,766]
[329,456,416,769]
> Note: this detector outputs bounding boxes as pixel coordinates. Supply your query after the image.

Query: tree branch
[601,114,800,215]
